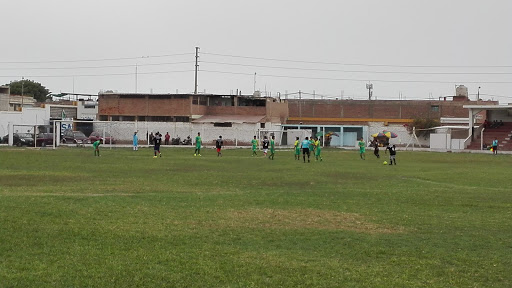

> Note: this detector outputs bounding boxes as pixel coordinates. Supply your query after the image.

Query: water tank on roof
[456,85,468,98]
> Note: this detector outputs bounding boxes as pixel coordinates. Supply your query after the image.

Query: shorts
[303,148,310,155]
[154,145,160,151]
[359,148,365,153]
[493,145,498,151]
[217,148,221,153]
[263,149,268,154]
[295,148,300,155]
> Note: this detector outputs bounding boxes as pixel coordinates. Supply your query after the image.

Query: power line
[0,70,194,78]
[0,52,194,64]
[202,51,512,68]
[200,70,512,84]
[0,61,195,70]
[202,61,512,75]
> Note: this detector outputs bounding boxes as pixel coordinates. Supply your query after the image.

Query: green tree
[407,118,441,137]
[5,79,50,102]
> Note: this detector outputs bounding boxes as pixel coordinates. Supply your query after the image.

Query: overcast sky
[1,0,511,102]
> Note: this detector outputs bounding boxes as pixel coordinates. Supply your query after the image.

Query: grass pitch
[0,147,511,287]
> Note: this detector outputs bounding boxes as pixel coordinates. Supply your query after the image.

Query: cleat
[194,154,196,156]
[153,156,157,158]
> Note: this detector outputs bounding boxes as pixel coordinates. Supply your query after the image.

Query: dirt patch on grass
[211,208,403,234]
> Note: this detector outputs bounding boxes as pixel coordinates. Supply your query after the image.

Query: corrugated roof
[193,115,265,124]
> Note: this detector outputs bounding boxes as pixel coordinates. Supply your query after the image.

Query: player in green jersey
[314,137,323,161]
[93,139,101,156]
[294,136,300,160]
[251,136,258,156]
[358,137,366,160]
[269,135,275,160]
[194,132,202,156]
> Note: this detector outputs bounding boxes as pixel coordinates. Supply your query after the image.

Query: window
[120,95,145,99]
[431,105,439,112]
[214,122,232,127]
[175,116,190,122]
[99,115,108,121]
[192,96,199,105]
[260,123,266,128]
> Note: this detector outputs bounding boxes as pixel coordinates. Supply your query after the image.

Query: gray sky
[1,0,511,102]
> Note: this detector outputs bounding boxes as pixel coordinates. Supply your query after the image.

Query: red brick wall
[287,99,487,120]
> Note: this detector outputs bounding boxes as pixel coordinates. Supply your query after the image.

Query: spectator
[164,132,170,145]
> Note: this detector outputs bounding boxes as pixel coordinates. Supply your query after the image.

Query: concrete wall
[367,122,430,147]
[91,121,282,146]
[0,108,49,136]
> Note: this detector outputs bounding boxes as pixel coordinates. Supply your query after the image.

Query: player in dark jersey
[153,132,162,158]
[386,144,397,165]
[216,136,223,157]
[262,136,269,157]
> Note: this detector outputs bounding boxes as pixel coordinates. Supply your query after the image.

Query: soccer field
[0,147,511,287]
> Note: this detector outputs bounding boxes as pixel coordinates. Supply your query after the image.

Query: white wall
[367,122,430,147]
[91,121,282,146]
[0,108,49,136]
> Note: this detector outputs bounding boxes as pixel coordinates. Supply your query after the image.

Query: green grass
[1,147,511,287]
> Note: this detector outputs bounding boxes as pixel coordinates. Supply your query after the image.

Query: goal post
[53,119,129,149]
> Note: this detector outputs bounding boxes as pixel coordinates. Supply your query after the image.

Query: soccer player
[133,131,138,151]
[216,135,223,157]
[194,132,202,156]
[251,136,258,156]
[492,137,498,155]
[301,137,311,163]
[153,132,162,158]
[387,144,397,165]
[93,139,101,156]
[262,136,269,157]
[309,137,315,155]
[294,136,300,160]
[358,137,366,160]
[269,135,275,160]
[314,137,323,161]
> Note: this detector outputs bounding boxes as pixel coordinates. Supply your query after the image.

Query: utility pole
[21,77,24,110]
[254,72,256,92]
[477,86,481,101]
[366,82,373,100]
[135,64,138,93]
[194,47,199,94]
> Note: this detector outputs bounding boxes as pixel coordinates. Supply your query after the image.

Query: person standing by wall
[194,132,202,156]
[133,131,138,151]
[164,132,170,145]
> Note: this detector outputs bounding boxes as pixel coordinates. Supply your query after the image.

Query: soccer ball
[383,161,388,165]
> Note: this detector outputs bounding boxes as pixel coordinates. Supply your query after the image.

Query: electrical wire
[0,61,195,70]
[0,52,194,64]
[200,70,512,84]
[201,61,512,75]
[202,52,512,69]
[0,70,194,78]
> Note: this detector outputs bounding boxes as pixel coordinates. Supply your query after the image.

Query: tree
[407,118,441,138]
[5,79,50,102]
